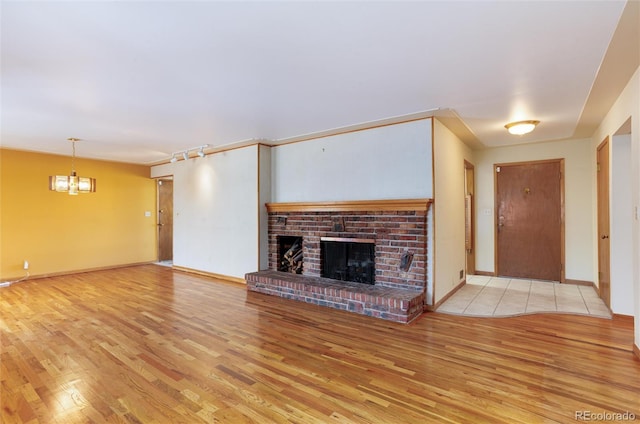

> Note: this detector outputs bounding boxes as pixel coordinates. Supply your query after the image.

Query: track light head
[170,144,210,163]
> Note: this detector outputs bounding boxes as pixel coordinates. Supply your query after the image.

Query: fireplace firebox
[321,237,375,285]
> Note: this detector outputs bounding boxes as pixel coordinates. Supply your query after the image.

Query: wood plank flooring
[1,265,638,423]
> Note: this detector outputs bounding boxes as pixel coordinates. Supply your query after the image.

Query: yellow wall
[0,149,157,280]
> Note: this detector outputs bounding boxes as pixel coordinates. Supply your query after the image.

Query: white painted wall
[150,120,435,282]
[433,119,475,304]
[271,119,433,202]
[611,134,634,315]
[151,145,259,279]
[474,139,594,283]
[591,67,639,348]
[271,118,434,302]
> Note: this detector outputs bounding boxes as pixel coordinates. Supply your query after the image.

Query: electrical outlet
[23,260,29,270]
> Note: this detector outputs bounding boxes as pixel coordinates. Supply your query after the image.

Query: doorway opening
[495,159,564,282]
[157,178,174,265]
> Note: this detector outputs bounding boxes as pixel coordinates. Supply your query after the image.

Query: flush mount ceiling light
[169,144,210,162]
[48,138,96,195]
[504,120,540,135]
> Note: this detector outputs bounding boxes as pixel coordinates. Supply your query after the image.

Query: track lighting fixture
[169,144,210,163]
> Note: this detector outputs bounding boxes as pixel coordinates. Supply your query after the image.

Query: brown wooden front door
[596,139,611,307]
[157,179,173,262]
[495,160,563,281]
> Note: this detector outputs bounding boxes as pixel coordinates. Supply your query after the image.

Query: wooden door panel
[496,161,562,281]
[597,140,610,307]
[158,180,173,262]
[464,161,475,276]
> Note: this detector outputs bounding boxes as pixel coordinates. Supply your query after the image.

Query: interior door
[157,179,174,262]
[464,161,475,276]
[496,160,563,281]
[596,139,611,307]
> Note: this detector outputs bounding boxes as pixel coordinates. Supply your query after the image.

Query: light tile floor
[437,275,612,318]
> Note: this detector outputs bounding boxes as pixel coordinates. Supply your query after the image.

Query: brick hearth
[247,199,432,323]
[245,270,425,323]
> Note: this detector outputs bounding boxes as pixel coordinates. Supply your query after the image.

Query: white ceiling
[1,1,637,165]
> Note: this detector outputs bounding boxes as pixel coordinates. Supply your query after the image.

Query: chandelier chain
[71,141,76,172]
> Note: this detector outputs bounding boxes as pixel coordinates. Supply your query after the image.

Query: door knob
[601,235,609,239]
[157,223,164,227]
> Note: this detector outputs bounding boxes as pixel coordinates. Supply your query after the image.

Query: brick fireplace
[245,199,432,323]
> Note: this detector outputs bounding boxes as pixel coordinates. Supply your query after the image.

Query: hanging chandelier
[48,138,96,195]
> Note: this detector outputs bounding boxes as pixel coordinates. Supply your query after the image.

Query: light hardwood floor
[1,265,638,423]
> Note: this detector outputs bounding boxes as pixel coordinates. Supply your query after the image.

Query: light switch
[145,211,151,217]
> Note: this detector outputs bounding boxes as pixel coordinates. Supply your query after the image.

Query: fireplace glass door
[321,239,375,284]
